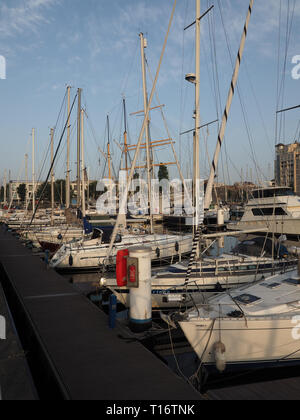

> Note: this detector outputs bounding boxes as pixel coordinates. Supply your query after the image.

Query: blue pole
[109,294,117,329]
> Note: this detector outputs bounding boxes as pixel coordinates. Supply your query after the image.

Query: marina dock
[0,228,201,400]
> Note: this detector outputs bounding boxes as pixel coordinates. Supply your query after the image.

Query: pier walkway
[0,280,36,400]
[0,229,201,400]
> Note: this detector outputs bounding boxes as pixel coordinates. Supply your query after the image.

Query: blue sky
[0,0,299,186]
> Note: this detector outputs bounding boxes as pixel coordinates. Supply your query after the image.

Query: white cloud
[0,0,59,38]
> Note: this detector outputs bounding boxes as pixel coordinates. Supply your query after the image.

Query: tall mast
[25,154,28,208]
[204,0,254,209]
[123,98,129,180]
[32,128,35,215]
[8,170,11,205]
[3,169,7,205]
[66,85,71,209]
[50,128,55,225]
[139,32,154,233]
[107,115,112,181]
[76,88,82,208]
[87,166,90,210]
[81,109,86,218]
[194,0,201,228]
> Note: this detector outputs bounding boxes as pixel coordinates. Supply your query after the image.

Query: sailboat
[179,266,300,372]
[50,227,192,272]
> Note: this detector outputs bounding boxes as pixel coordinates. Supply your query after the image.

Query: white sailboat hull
[178,269,300,367]
[50,234,193,271]
[179,317,300,365]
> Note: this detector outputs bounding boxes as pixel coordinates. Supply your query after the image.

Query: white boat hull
[50,234,193,271]
[179,317,300,365]
[178,269,300,367]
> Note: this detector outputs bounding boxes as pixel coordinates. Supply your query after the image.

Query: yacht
[228,187,300,240]
[178,267,300,372]
[50,227,193,272]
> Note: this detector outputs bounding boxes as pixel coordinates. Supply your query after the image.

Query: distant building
[8,180,97,204]
[275,142,300,194]
[8,180,43,203]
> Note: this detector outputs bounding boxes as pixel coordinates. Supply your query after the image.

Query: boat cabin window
[217,267,228,272]
[282,278,300,286]
[234,294,262,306]
[252,207,287,216]
[252,188,294,199]
[260,282,281,289]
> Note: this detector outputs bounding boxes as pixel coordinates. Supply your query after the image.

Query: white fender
[214,341,226,373]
